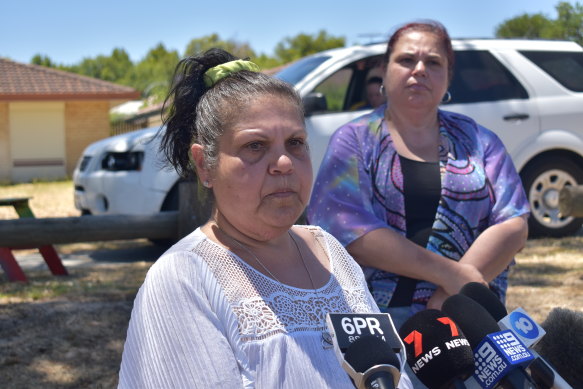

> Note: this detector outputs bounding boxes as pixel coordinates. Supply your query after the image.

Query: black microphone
[534,307,583,388]
[442,294,536,389]
[459,282,507,321]
[344,335,402,389]
[459,282,573,389]
[326,313,405,389]
[398,309,475,389]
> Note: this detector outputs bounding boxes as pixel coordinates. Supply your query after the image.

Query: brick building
[0,58,140,182]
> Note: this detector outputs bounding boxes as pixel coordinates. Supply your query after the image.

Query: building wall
[65,101,111,175]
[10,101,66,182]
[0,102,10,182]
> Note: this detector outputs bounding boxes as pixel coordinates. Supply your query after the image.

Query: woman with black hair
[118,48,411,389]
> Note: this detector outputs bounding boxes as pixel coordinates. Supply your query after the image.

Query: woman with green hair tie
[118,48,412,389]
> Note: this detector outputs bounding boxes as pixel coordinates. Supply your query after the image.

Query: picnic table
[0,197,68,282]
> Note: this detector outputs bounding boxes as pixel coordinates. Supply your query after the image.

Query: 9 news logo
[473,330,534,389]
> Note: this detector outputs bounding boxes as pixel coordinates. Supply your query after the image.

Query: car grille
[79,156,92,172]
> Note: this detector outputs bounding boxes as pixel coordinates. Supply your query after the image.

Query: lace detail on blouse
[196,226,371,342]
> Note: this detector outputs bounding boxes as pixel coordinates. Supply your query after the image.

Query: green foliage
[552,1,583,44]
[253,53,283,71]
[495,13,554,38]
[496,1,583,46]
[184,33,256,59]
[31,54,57,68]
[125,43,180,103]
[275,30,345,63]
[65,48,134,84]
[26,30,346,104]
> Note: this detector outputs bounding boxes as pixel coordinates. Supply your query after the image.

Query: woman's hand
[441,261,487,296]
[427,287,449,310]
[348,227,488,296]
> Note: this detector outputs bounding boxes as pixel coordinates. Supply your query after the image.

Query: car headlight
[101,151,144,171]
[78,155,92,172]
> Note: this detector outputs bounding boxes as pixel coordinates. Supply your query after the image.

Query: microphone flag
[473,329,534,389]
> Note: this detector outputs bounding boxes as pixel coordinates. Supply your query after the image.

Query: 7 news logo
[473,330,534,389]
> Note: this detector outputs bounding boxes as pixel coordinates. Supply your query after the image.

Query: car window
[310,55,384,113]
[519,50,583,92]
[312,68,353,112]
[275,55,331,85]
[446,50,529,105]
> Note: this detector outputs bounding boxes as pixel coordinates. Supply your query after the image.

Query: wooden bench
[0,197,68,282]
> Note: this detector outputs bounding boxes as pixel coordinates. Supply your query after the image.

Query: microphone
[326,313,405,389]
[459,283,546,347]
[398,309,475,389]
[326,313,404,357]
[442,294,536,389]
[533,307,583,388]
[459,282,573,389]
[343,335,402,389]
[459,282,507,321]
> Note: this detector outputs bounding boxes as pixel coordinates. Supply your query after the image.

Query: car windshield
[520,50,583,92]
[274,55,331,85]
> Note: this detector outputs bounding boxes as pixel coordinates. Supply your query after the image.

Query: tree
[253,53,282,71]
[31,54,57,68]
[550,1,583,44]
[62,48,134,85]
[127,43,180,103]
[495,13,553,39]
[495,1,583,46]
[184,34,256,59]
[274,30,345,63]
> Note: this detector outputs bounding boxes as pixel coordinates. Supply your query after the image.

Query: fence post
[177,179,213,240]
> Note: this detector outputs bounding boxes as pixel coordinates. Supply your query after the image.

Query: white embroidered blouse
[118,225,412,388]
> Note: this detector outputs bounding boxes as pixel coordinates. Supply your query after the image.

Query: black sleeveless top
[388,155,441,307]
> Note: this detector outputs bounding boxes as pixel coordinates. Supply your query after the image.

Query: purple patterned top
[307,105,530,313]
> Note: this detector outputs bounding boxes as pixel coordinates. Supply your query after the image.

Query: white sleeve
[118,252,249,389]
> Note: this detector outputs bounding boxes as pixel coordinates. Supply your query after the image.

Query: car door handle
[503,113,530,121]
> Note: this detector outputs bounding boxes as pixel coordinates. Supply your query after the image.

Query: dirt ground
[1,181,582,388]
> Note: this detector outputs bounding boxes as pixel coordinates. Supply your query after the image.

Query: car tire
[521,157,583,237]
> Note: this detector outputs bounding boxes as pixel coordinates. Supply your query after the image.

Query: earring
[442,91,452,104]
[379,85,385,95]
[202,180,210,188]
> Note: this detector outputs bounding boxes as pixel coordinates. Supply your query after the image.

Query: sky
[1,0,561,65]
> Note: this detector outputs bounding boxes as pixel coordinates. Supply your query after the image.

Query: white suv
[74,39,583,237]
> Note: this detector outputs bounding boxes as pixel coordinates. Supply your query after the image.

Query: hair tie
[203,59,261,87]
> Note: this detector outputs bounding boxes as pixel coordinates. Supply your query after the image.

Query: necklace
[288,232,334,349]
[212,222,333,349]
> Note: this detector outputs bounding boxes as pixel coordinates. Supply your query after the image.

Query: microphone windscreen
[344,334,400,373]
[459,282,508,321]
[441,294,500,348]
[399,309,474,389]
[534,307,583,388]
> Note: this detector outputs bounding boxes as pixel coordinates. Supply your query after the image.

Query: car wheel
[521,157,583,237]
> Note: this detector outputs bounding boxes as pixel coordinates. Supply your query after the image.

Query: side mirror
[302,92,327,116]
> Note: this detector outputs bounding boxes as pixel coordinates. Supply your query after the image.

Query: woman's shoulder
[143,228,211,284]
[294,225,353,263]
[334,106,385,137]
[294,224,333,242]
[439,109,502,142]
